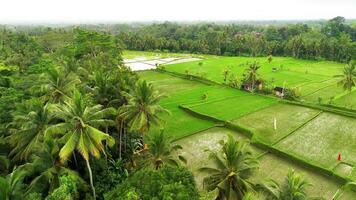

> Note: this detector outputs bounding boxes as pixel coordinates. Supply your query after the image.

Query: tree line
[115,16,355,62]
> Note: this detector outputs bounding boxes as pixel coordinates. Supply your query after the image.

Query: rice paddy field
[131,51,356,199]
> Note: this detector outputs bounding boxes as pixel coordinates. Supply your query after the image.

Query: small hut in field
[274,86,285,97]
[241,80,263,92]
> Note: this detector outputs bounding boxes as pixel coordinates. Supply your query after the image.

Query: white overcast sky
[0,0,355,23]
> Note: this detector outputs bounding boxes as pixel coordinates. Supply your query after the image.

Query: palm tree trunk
[85,159,96,200]
[119,120,123,159]
[72,152,78,167]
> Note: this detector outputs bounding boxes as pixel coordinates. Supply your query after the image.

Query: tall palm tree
[243,61,261,92]
[7,99,53,161]
[139,131,186,170]
[335,62,356,93]
[0,167,27,200]
[40,67,80,103]
[118,80,169,134]
[258,170,311,200]
[199,135,259,200]
[45,91,115,199]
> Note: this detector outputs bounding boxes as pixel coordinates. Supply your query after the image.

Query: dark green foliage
[0,30,43,70]
[104,166,199,200]
[45,175,78,200]
[92,158,128,200]
[116,17,355,62]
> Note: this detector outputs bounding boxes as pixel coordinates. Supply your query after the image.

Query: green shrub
[104,166,199,200]
[46,175,78,200]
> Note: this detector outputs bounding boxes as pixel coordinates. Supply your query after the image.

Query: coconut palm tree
[140,131,186,170]
[335,62,356,93]
[7,99,53,161]
[243,61,261,92]
[88,69,124,108]
[0,167,27,200]
[23,140,85,196]
[199,135,259,200]
[257,170,311,200]
[222,68,231,83]
[40,67,80,103]
[332,182,356,200]
[118,80,169,134]
[45,91,115,199]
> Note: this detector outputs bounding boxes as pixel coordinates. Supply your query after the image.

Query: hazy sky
[1,0,355,23]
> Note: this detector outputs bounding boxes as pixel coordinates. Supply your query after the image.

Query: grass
[232,103,321,144]
[186,94,277,121]
[275,112,356,172]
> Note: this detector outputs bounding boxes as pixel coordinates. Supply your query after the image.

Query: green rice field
[133,51,356,199]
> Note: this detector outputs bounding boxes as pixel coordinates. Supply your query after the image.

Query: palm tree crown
[200,135,258,200]
[41,67,80,103]
[118,80,169,134]
[46,91,115,199]
[244,61,261,91]
[258,170,311,200]
[8,99,53,161]
[335,62,356,92]
[140,131,186,170]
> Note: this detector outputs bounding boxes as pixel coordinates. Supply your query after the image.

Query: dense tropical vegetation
[0,16,356,200]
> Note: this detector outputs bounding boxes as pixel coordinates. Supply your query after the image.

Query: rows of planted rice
[334,90,356,109]
[139,70,252,139]
[139,68,356,198]
[174,127,264,190]
[232,103,321,144]
[302,84,346,103]
[250,153,354,200]
[165,56,343,86]
[186,94,277,121]
[175,127,355,199]
[275,112,356,178]
[138,71,215,139]
[298,78,339,97]
[164,56,354,109]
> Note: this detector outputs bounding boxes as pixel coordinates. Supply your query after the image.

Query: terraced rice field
[134,51,356,199]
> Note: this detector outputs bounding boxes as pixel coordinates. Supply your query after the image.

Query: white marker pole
[274,117,277,130]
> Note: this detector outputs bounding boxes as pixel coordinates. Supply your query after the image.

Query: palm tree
[222,69,231,83]
[46,91,115,199]
[88,69,123,108]
[0,167,27,200]
[258,170,311,200]
[335,62,356,93]
[23,140,85,196]
[118,80,169,134]
[7,99,53,161]
[140,131,186,170]
[243,61,261,92]
[332,182,356,200]
[199,135,259,200]
[40,67,80,103]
